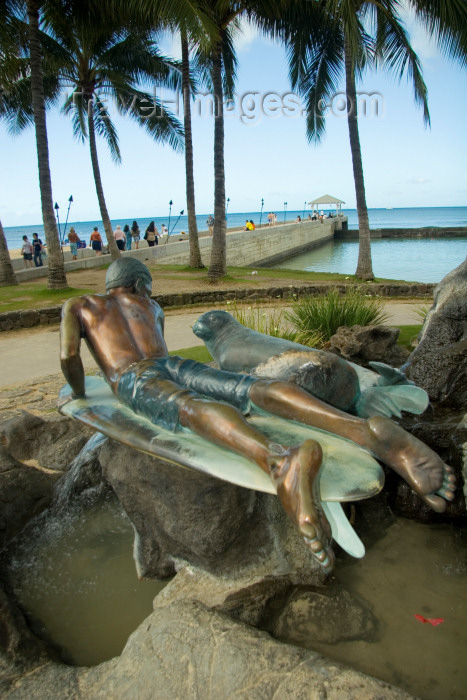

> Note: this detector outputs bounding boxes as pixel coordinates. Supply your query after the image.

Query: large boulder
[0,447,61,550]
[2,597,416,700]
[329,325,409,368]
[0,411,92,472]
[404,256,467,407]
[98,440,323,582]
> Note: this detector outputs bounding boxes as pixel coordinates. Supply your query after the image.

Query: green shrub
[285,288,389,346]
[226,302,323,347]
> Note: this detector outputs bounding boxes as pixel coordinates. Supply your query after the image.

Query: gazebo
[308,194,345,217]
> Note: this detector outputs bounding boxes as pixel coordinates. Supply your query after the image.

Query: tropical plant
[40,1,184,260]
[199,3,240,280]
[181,30,204,268]
[263,0,435,281]
[227,301,297,339]
[285,288,389,345]
[1,0,67,288]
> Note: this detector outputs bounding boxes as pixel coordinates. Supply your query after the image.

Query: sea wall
[335,226,467,239]
[12,219,337,282]
[0,281,435,333]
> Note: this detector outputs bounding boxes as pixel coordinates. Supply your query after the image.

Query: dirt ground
[64,265,337,296]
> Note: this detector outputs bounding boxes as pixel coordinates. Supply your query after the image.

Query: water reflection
[279,518,467,700]
[4,497,165,666]
[273,237,467,283]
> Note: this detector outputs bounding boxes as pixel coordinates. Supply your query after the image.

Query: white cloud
[407,176,431,185]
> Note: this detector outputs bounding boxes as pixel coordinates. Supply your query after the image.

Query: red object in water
[414,614,444,626]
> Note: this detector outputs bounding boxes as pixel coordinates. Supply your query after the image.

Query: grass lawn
[0,285,96,313]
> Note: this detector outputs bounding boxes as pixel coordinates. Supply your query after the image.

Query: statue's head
[106,258,152,296]
[192,310,239,343]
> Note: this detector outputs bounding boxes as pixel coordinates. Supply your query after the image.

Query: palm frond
[373,1,430,126]
[92,96,121,163]
[408,0,467,67]
[119,88,184,153]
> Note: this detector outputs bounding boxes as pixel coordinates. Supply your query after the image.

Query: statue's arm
[60,299,86,398]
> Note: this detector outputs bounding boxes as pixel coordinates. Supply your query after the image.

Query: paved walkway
[0,302,424,389]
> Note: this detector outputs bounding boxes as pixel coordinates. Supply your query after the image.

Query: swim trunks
[117,356,257,432]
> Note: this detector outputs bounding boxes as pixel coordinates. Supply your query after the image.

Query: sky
[1,8,466,227]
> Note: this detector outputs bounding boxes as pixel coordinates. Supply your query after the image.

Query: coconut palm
[1,0,67,287]
[181,30,204,268]
[40,2,184,260]
[189,2,240,280]
[264,0,467,280]
[262,0,429,279]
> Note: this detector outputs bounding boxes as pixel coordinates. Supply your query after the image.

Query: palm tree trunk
[182,34,204,269]
[0,219,17,286]
[344,39,374,281]
[208,33,227,280]
[87,104,120,260]
[26,0,67,289]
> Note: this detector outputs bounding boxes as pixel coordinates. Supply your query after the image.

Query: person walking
[21,235,34,268]
[144,221,159,247]
[68,227,80,260]
[206,214,214,236]
[114,225,126,251]
[90,227,103,255]
[123,224,132,251]
[131,221,140,250]
[31,233,44,267]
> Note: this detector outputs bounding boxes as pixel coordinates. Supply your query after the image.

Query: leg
[117,365,333,571]
[179,396,333,571]
[250,380,456,513]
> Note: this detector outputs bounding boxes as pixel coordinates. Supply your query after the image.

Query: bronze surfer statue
[60,259,455,572]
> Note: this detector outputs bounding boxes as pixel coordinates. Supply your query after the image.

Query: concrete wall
[335,226,467,240]
[13,219,339,282]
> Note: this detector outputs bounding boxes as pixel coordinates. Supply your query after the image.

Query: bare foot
[367,415,456,512]
[268,439,334,572]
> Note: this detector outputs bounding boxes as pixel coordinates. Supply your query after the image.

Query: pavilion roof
[307,194,345,206]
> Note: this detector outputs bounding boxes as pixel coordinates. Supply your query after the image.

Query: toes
[303,536,335,572]
[437,486,455,501]
[423,493,447,513]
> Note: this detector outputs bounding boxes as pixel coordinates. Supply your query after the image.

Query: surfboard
[59,376,385,558]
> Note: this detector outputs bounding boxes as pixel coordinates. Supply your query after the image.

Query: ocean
[4,206,467,252]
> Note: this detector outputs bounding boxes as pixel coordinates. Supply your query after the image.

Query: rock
[270,582,378,646]
[98,440,323,581]
[329,325,410,368]
[404,256,467,407]
[394,409,467,519]
[0,447,61,549]
[0,579,52,686]
[3,598,416,700]
[0,411,92,472]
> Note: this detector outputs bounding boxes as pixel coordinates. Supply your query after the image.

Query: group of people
[87,220,169,257]
[21,233,45,268]
[244,219,256,231]
[267,212,278,226]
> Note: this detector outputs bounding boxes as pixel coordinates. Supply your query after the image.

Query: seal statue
[192,310,429,418]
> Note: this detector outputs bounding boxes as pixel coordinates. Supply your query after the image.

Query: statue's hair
[105,258,152,292]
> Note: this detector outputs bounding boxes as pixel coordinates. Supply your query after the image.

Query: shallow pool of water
[288,518,467,700]
[4,498,165,666]
[273,237,466,283]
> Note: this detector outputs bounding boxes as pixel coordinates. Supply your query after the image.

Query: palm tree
[265,0,467,280]
[194,2,240,280]
[41,3,184,260]
[26,0,67,287]
[181,30,204,268]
